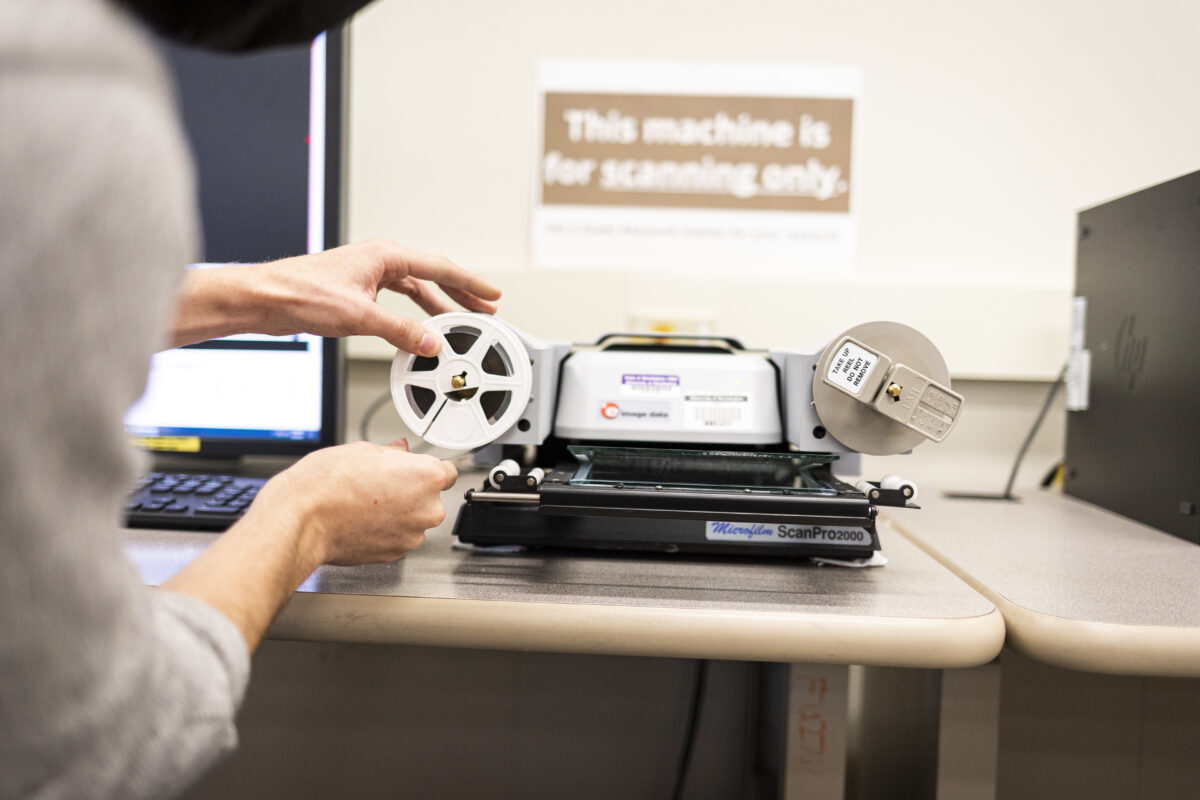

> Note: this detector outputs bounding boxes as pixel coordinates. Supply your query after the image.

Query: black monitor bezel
[153,28,347,458]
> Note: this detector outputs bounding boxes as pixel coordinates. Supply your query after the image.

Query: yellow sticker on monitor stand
[131,436,201,453]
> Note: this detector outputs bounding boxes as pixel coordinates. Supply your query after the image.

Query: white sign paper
[533,60,861,276]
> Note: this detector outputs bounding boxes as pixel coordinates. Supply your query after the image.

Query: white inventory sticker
[1066,348,1091,411]
[621,373,680,396]
[825,340,878,396]
[1070,296,1087,350]
[705,520,871,545]
[683,393,749,430]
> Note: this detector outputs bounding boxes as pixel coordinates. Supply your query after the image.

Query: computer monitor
[124,30,345,457]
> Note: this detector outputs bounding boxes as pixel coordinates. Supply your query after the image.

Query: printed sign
[542,94,851,213]
[534,60,860,275]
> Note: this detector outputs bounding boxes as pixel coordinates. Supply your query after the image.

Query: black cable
[944,362,1067,501]
[999,362,1067,499]
[671,659,709,800]
[358,388,392,443]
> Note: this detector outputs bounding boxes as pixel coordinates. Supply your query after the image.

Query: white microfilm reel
[390,313,533,452]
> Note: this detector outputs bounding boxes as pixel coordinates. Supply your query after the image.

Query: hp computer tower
[1063,169,1200,544]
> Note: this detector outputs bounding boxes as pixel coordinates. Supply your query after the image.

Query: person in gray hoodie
[0,2,498,797]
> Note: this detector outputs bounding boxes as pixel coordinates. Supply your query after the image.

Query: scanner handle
[593,333,747,351]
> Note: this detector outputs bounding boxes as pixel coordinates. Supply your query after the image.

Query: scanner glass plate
[567,446,840,495]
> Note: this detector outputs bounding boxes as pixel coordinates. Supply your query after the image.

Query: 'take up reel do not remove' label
[825,340,880,396]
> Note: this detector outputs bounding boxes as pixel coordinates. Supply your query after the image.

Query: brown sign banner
[541,92,853,213]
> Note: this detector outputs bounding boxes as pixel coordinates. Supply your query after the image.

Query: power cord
[671,659,709,800]
[944,362,1067,501]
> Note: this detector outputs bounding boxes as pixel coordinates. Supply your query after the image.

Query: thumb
[387,439,409,451]
[440,459,458,489]
[361,304,441,356]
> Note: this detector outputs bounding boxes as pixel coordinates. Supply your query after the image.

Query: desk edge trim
[267,591,1004,667]
[886,518,1200,678]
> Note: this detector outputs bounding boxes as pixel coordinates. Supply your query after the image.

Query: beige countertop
[125,472,1003,667]
[886,490,1200,678]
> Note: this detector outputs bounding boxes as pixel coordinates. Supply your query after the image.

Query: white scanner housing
[553,348,783,445]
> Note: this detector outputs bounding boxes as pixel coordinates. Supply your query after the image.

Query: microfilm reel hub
[390,313,533,452]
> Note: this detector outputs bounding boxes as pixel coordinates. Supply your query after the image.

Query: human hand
[162,439,457,651]
[171,238,501,355]
[244,440,459,566]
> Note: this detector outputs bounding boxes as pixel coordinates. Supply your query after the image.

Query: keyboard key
[126,472,268,530]
[196,505,240,515]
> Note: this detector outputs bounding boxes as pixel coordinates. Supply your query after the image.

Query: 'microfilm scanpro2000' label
[705,521,869,544]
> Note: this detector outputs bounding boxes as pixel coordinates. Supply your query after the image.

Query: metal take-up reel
[811,321,963,456]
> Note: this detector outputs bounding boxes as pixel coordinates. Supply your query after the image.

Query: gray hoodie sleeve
[0,1,250,797]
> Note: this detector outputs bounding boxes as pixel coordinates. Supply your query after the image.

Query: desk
[884,490,1200,678]
[885,490,1200,800]
[127,473,1003,668]
[126,472,1004,800]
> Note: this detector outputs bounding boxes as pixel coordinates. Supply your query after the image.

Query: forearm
[161,498,324,652]
[168,240,502,354]
[170,264,296,348]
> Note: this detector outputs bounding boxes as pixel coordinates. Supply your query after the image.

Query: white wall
[344,0,1200,379]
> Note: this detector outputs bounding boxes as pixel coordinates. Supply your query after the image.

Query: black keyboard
[125,472,268,531]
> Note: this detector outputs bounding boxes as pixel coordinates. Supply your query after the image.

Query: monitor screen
[124,32,343,456]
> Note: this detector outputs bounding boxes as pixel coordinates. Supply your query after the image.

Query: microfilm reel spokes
[389,313,533,451]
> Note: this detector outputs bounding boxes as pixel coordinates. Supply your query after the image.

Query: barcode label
[685,403,747,430]
[697,406,739,426]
